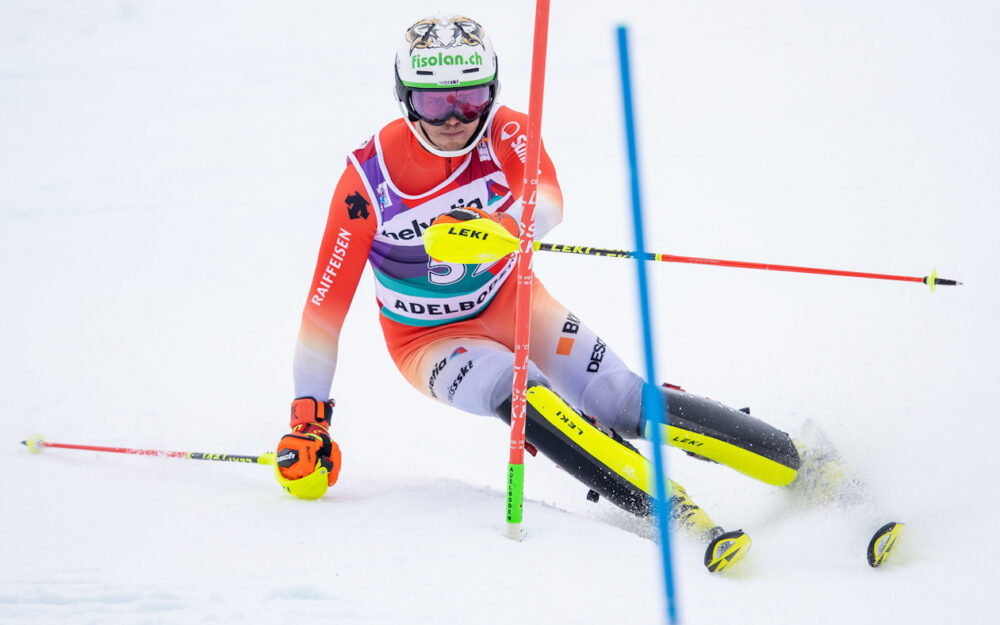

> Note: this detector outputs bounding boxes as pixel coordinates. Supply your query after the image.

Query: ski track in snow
[3,1,999,623]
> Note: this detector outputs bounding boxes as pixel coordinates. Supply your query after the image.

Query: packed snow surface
[3,2,998,623]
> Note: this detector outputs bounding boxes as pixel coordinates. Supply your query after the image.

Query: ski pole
[21,433,276,465]
[422,224,960,292]
[535,243,961,292]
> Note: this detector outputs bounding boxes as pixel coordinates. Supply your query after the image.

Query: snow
[2,1,998,623]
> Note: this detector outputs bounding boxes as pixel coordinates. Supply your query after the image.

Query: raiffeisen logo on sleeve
[411,52,484,68]
[311,228,353,306]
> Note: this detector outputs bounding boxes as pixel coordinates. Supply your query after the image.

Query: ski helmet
[394,14,500,157]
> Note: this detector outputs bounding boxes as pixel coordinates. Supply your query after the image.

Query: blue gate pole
[616,25,679,625]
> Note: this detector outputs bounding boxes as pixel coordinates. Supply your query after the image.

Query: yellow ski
[867,522,904,567]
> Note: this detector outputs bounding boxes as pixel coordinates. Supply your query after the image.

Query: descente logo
[412,52,484,68]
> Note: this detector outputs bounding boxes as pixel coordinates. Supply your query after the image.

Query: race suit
[293,106,644,435]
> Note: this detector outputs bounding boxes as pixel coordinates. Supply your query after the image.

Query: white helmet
[393,14,500,157]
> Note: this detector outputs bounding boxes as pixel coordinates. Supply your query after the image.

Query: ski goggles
[409,85,492,125]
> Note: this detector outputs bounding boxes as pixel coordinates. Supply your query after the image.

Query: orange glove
[274,398,342,499]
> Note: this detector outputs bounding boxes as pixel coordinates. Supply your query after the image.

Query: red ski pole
[534,243,962,292]
[21,434,276,465]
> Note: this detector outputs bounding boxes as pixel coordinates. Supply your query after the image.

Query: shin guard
[651,386,801,486]
[496,386,720,539]
[497,386,651,515]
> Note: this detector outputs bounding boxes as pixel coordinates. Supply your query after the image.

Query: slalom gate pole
[534,243,961,292]
[21,434,276,465]
[506,0,551,541]
[617,26,679,624]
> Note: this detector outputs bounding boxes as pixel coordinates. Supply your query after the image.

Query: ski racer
[273,12,808,534]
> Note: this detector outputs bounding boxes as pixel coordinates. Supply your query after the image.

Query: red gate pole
[506,0,552,540]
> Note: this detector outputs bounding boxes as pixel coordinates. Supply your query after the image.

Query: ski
[518,391,905,572]
[705,528,751,572]
[791,420,906,569]
[867,521,904,568]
